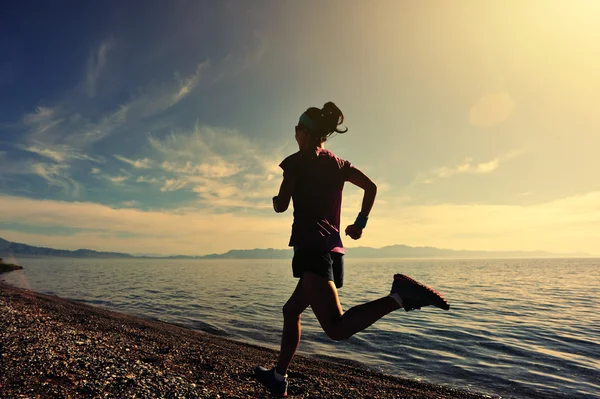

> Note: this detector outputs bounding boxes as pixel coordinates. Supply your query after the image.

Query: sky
[1,0,599,256]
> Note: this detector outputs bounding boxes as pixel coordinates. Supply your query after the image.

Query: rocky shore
[0,257,23,274]
[0,282,495,398]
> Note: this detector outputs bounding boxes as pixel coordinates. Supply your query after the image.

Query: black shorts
[292,250,344,288]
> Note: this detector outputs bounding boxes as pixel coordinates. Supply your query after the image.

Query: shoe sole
[394,274,450,310]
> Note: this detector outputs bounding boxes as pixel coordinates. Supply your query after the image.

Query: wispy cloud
[426,158,499,182]
[23,145,70,163]
[108,175,128,183]
[22,106,65,139]
[115,60,209,125]
[161,160,240,178]
[147,124,281,209]
[1,191,598,255]
[0,195,288,255]
[161,179,187,192]
[419,150,524,184]
[172,61,208,102]
[11,54,214,198]
[22,106,57,126]
[136,175,158,184]
[114,154,153,169]
[362,191,600,255]
[20,143,102,163]
[19,59,209,151]
[5,28,271,205]
[85,39,114,98]
[28,162,81,196]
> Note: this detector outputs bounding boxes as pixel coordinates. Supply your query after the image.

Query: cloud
[27,162,81,196]
[21,143,102,163]
[14,33,265,164]
[85,39,114,98]
[22,106,57,125]
[420,149,523,184]
[7,34,271,203]
[172,62,208,102]
[9,56,213,198]
[136,176,158,184]
[421,157,499,184]
[88,167,131,184]
[432,157,499,179]
[116,60,209,125]
[19,59,209,151]
[161,160,240,178]
[470,91,516,128]
[8,140,102,196]
[114,154,153,169]
[160,179,187,192]
[0,191,599,255]
[0,195,289,255]
[108,175,128,183]
[24,146,68,162]
[147,125,281,208]
[360,191,600,255]
[21,107,66,139]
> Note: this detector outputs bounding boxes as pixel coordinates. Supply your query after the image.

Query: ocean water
[2,257,599,399]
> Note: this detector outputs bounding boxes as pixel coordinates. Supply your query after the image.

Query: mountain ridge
[0,237,591,259]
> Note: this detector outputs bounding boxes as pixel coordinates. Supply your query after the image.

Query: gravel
[0,282,496,398]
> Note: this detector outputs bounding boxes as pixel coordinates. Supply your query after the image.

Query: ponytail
[321,102,348,136]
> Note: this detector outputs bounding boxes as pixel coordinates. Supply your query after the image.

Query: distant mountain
[0,237,590,259]
[177,248,293,259]
[188,245,588,259]
[0,237,134,258]
[0,238,295,259]
[343,245,589,259]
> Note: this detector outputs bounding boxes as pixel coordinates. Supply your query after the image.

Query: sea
[1,257,598,399]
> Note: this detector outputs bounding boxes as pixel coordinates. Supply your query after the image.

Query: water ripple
[2,257,599,399]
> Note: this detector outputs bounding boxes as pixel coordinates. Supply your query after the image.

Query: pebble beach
[0,281,495,399]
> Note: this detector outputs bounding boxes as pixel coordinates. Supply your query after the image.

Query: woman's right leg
[301,271,400,341]
[276,279,309,375]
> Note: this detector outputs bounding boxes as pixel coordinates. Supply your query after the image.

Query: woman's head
[296,102,347,147]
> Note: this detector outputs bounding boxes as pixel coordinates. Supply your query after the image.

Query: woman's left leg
[301,271,400,341]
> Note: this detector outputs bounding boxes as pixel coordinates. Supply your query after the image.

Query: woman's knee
[282,303,302,321]
[322,323,347,341]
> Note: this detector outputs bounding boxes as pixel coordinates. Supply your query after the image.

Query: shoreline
[0,281,496,398]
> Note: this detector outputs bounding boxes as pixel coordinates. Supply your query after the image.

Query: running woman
[255,102,450,397]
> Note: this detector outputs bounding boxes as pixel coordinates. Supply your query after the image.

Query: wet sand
[0,282,495,398]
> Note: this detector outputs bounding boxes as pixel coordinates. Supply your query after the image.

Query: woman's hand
[345,224,363,240]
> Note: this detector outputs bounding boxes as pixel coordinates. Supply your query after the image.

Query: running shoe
[254,366,288,397]
[391,274,450,311]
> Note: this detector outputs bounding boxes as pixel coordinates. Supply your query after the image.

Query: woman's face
[295,124,324,150]
[295,124,306,147]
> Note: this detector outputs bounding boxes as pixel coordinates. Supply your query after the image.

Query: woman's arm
[273,171,294,213]
[347,166,377,216]
[345,167,377,239]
